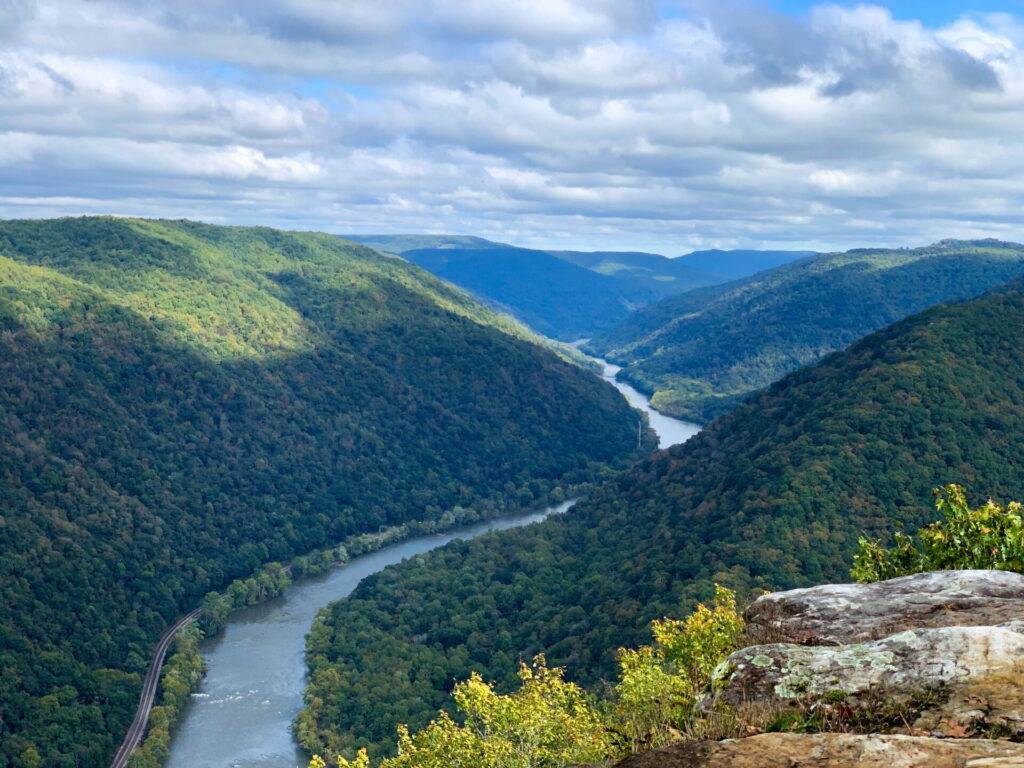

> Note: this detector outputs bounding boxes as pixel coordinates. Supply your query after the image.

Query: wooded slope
[589,240,1024,422]
[300,279,1024,759]
[0,217,641,768]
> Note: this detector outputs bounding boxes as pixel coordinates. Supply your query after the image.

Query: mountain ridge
[675,248,816,278]
[298,275,1024,759]
[588,238,1024,422]
[342,235,812,340]
[0,216,644,768]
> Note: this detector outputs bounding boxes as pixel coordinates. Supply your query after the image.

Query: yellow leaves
[653,585,744,682]
[343,593,744,767]
[853,485,1024,583]
[307,749,370,768]
[383,656,612,768]
[339,749,372,768]
[612,585,744,753]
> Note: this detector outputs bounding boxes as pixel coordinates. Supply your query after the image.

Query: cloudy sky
[3,1,1024,254]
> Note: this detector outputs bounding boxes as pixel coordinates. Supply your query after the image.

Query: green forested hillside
[0,217,643,768]
[399,247,661,340]
[675,248,815,278]
[589,240,1024,422]
[400,246,720,340]
[543,249,721,295]
[345,235,721,298]
[344,235,722,340]
[299,280,1024,759]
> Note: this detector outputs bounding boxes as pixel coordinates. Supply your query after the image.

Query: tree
[310,657,611,768]
[852,485,1024,582]
[610,585,743,751]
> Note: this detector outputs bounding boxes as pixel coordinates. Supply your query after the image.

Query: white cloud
[2,0,1024,253]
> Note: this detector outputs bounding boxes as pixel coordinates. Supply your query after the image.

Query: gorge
[161,365,698,767]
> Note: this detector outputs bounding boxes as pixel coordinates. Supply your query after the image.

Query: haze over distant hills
[588,239,1024,423]
[676,248,817,279]
[344,234,723,340]
[299,274,1024,760]
[343,234,815,340]
[340,234,503,255]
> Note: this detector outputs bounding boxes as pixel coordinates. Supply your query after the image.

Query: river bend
[165,363,698,767]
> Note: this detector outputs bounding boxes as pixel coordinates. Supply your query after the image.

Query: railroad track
[108,608,202,768]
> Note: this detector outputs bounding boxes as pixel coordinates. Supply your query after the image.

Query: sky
[3,1,1024,254]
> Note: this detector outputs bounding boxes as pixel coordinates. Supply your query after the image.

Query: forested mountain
[0,217,644,768]
[341,234,503,255]
[588,239,1024,422]
[675,248,815,278]
[542,249,722,293]
[299,279,1024,760]
[400,246,703,341]
[344,235,722,340]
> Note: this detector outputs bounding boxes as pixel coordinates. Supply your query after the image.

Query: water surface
[166,503,572,768]
[600,362,700,448]
[166,365,700,767]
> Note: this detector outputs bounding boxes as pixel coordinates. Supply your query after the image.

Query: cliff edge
[612,570,1024,767]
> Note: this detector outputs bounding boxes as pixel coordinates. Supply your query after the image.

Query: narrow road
[109,608,202,768]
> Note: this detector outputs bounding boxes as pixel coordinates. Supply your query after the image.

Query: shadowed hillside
[299,279,1024,759]
[0,217,644,768]
[589,240,1024,422]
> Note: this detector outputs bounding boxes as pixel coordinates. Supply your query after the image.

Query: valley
[0,218,645,768]
[7,6,1024,768]
[587,240,1024,423]
[165,502,574,768]
[296,276,1024,761]
[161,365,697,767]
[5,220,1024,768]
[344,235,810,341]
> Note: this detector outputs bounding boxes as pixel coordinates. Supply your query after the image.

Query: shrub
[609,585,744,752]
[852,484,1024,583]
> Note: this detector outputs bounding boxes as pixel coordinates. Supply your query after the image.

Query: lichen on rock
[711,621,1024,732]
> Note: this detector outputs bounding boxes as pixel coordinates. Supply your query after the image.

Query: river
[598,362,700,448]
[165,364,698,767]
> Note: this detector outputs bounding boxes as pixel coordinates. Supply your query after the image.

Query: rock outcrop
[617,571,1024,767]
[612,733,1024,767]
[710,623,1024,732]
[744,570,1024,646]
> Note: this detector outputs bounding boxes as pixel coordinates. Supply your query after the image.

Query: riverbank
[164,500,580,768]
[134,362,698,768]
[598,361,701,449]
[112,486,593,768]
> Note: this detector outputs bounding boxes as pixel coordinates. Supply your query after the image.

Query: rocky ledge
[613,733,1024,767]
[710,622,1024,732]
[612,570,1024,768]
[744,570,1024,646]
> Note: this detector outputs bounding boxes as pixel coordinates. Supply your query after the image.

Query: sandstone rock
[710,624,1024,732]
[744,570,1024,646]
[610,733,1024,768]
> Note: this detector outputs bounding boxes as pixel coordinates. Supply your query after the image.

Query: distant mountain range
[588,239,1024,422]
[676,248,817,278]
[343,235,814,340]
